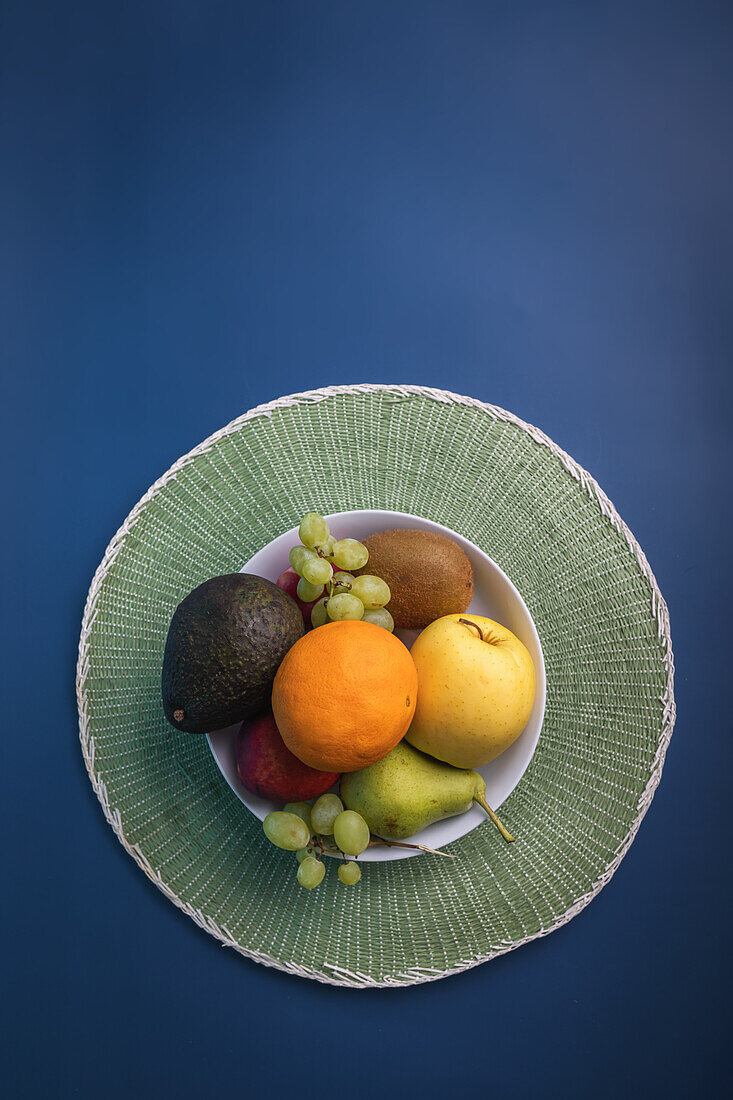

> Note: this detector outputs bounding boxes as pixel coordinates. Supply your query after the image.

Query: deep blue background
[2,2,731,1097]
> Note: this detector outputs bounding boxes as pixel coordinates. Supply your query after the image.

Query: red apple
[276,569,318,627]
[236,710,339,801]
[276,569,300,600]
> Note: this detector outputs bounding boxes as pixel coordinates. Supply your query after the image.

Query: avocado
[161,573,304,734]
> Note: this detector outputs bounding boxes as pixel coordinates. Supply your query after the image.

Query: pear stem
[474,794,515,843]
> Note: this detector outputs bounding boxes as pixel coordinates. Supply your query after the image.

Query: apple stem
[458,618,484,640]
[474,794,515,843]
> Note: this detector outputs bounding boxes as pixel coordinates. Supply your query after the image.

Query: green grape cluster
[288,512,394,632]
[262,793,370,891]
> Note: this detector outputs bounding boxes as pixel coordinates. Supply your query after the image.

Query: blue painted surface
[2,2,731,1096]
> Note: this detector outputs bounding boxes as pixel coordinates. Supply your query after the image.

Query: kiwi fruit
[358,528,473,630]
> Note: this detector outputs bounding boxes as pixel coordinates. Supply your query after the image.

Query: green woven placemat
[76,385,675,987]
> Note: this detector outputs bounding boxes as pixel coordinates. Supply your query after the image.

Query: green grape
[283,802,312,831]
[301,556,333,586]
[362,607,395,632]
[331,571,355,594]
[289,545,317,576]
[297,856,326,889]
[338,861,362,885]
[299,513,330,549]
[331,538,369,571]
[326,593,364,621]
[350,575,391,610]
[311,793,344,835]
[297,577,324,602]
[263,812,310,851]
[315,535,336,560]
[296,844,318,864]
[310,597,330,628]
[333,810,370,856]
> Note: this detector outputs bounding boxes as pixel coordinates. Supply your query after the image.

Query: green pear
[340,741,514,843]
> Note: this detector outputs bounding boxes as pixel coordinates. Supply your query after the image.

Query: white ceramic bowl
[207,510,546,860]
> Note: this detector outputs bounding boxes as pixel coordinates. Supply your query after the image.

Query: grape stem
[368,836,456,859]
[317,836,455,858]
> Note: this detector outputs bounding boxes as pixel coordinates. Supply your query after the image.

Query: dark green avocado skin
[161,574,304,734]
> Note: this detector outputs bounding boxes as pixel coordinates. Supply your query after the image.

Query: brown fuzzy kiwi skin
[357,529,474,630]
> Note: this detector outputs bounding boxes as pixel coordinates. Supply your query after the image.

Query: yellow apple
[406,614,535,769]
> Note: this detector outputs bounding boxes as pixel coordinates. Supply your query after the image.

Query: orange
[271,620,418,772]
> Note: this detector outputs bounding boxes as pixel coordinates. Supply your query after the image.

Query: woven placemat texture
[77,385,675,987]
